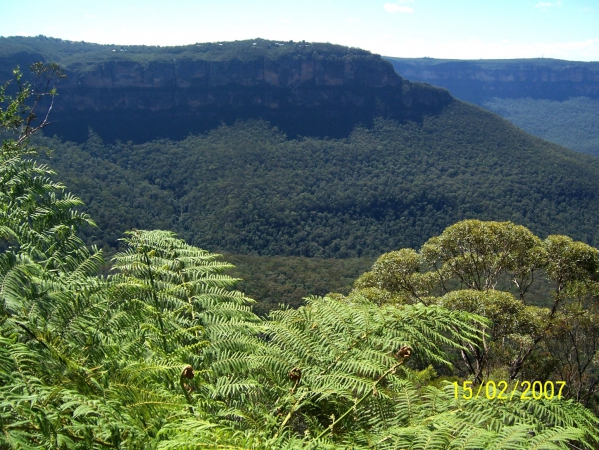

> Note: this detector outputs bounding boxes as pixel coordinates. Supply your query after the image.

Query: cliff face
[57,56,403,112]
[385,58,599,103]
[65,56,400,90]
[0,37,453,142]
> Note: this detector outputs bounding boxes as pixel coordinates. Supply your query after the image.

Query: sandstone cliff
[0,37,452,142]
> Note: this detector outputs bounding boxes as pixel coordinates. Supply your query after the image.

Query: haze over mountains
[385,57,599,156]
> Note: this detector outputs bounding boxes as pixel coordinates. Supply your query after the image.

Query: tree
[355,219,599,406]
[1,63,65,156]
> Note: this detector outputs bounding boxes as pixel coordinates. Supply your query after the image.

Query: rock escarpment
[385,57,599,103]
[0,37,452,142]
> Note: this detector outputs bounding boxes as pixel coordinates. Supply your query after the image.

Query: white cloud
[535,1,562,10]
[384,3,414,13]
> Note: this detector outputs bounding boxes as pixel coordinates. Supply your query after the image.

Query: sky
[1,0,598,61]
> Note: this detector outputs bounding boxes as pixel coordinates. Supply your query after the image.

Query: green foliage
[0,63,65,156]
[0,156,96,267]
[0,71,253,448]
[420,220,543,292]
[223,253,376,315]
[356,219,599,411]
[35,133,176,253]
[24,103,599,313]
[160,293,599,449]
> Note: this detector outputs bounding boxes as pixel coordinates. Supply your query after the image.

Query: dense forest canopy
[4,37,599,311]
[483,96,599,157]
[36,105,599,259]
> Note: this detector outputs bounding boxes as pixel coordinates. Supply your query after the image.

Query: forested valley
[3,44,599,448]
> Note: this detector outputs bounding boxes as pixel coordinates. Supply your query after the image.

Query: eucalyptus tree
[355,220,599,402]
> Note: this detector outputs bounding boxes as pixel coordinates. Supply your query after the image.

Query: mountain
[0,35,449,143]
[2,36,599,255]
[384,57,599,156]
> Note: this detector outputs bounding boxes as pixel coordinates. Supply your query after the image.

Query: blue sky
[1,0,598,61]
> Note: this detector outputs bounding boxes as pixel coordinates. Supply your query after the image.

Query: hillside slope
[38,103,599,259]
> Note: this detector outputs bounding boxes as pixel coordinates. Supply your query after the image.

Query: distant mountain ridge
[384,57,599,155]
[384,57,599,103]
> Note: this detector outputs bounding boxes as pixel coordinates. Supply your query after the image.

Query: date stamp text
[452,380,566,401]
